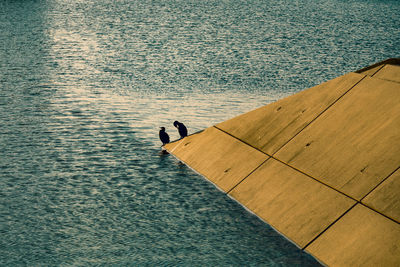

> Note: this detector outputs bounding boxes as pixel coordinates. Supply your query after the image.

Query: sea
[1,0,399,265]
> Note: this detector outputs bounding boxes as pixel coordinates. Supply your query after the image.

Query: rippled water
[1,0,399,265]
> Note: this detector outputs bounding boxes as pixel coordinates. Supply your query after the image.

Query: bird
[173,121,188,139]
[159,127,170,145]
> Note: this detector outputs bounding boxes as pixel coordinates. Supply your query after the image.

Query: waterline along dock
[165,58,400,266]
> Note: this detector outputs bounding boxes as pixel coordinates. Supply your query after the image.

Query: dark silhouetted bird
[173,121,188,139]
[159,127,170,145]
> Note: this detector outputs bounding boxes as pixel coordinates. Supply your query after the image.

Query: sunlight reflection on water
[1,0,399,265]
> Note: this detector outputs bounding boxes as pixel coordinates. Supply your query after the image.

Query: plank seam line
[271,156,358,202]
[214,126,357,201]
[226,157,271,194]
[212,126,273,194]
[303,202,400,252]
[271,74,367,157]
[370,64,386,77]
[360,165,400,202]
[369,76,400,85]
[360,202,400,225]
[213,126,273,157]
[302,202,358,251]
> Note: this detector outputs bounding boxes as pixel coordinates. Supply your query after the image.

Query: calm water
[1,0,399,265]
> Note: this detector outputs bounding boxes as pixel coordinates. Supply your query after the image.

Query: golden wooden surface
[230,158,355,248]
[165,127,268,192]
[275,77,400,200]
[166,59,400,266]
[217,73,364,155]
[357,64,383,77]
[363,169,400,223]
[373,64,400,83]
[307,204,400,267]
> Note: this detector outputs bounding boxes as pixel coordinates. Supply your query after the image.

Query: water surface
[1,0,399,265]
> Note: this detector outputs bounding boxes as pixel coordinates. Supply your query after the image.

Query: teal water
[1,0,399,265]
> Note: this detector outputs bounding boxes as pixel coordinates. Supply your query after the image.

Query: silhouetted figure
[173,121,188,139]
[159,127,170,145]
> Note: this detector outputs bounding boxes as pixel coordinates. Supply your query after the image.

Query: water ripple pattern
[0,0,399,265]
